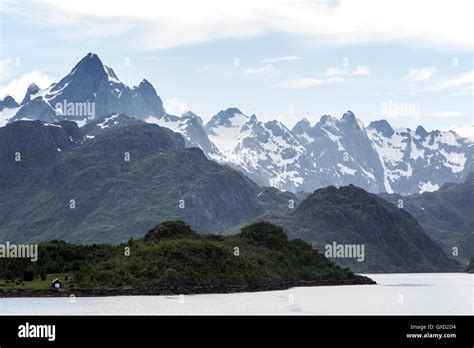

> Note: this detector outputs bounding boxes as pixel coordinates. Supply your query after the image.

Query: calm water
[1,273,472,315]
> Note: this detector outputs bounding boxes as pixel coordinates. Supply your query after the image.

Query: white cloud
[277,76,345,89]
[325,65,370,77]
[0,71,57,101]
[435,70,474,90]
[3,0,472,51]
[164,97,190,116]
[442,126,474,141]
[243,64,275,75]
[421,70,474,96]
[278,65,368,89]
[260,56,303,64]
[448,87,473,97]
[431,111,466,118]
[351,66,370,76]
[408,66,436,81]
[0,58,13,78]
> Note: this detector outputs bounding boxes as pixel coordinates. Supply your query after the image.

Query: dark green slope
[380,173,474,264]
[0,119,295,244]
[268,185,462,273]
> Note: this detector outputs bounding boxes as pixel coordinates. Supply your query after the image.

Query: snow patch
[418,181,439,193]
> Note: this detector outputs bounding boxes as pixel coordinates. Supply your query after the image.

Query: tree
[22,269,34,282]
[40,269,47,281]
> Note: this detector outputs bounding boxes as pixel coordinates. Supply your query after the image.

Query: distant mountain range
[0,53,472,195]
[0,114,465,273]
[0,52,471,273]
[204,108,472,195]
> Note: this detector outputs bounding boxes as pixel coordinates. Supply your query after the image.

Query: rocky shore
[0,278,375,298]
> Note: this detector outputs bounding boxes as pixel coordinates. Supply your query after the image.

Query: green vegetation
[0,273,72,290]
[0,221,373,291]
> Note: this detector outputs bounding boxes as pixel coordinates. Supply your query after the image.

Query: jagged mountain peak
[204,107,249,137]
[263,119,291,136]
[74,52,105,71]
[138,78,153,88]
[415,125,428,138]
[223,107,243,114]
[21,83,41,105]
[209,107,245,124]
[65,52,108,82]
[340,111,364,130]
[46,53,111,104]
[0,95,19,110]
[341,110,356,122]
[9,52,166,124]
[181,111,204,126]
[181,110,198,119]
[291,118,312,136]
[317,114,338,127]
[368,119,394,138]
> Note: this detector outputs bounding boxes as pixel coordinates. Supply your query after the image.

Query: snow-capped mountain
[3,52,472,194]
[10,53,166,125]
[204,108,472,195]
[367,121,472,194]
[0,95,20,127]
[146,111,222,159]
[205,108,306,188]
[6,53,218,157]
[291,111,385,193]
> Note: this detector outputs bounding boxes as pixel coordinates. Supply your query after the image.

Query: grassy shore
[0,273,72,290]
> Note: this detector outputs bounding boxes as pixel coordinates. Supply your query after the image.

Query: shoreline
[0,278,375,298]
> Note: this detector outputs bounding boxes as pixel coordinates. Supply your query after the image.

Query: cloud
[443,126,474,141]
[448,87,473,97]
[0,58,13,78]
[408,66,436,81]
[431,111,466,118]
[277,76,345,89]
[3,0,472,51]
[420,70,474,96]
[0,71,57,101]
[325,65,370,77]
[435,70,474,90]
[243,64,275,75]
[260,56,303,64]
[164,97,190,116]
[277,65,368,89]
[352,66,370,76]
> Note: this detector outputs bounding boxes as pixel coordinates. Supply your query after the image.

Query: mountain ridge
[1,52,472,195]
[0,116,297,244]
[266,184,462,272]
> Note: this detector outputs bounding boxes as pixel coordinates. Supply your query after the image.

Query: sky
[0,0,472,137]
